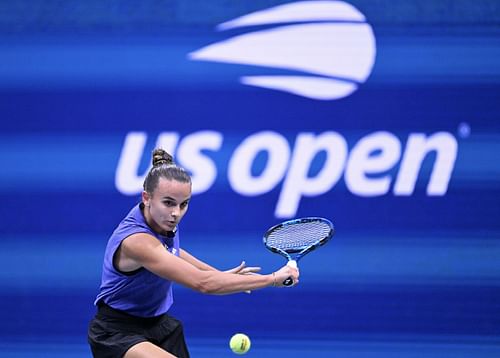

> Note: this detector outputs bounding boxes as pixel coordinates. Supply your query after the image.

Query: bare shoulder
[121,233,162,258]
[113,233,161,272]
[119,233,198,283]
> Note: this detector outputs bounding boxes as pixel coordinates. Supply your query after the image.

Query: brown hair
[143,148,191,193]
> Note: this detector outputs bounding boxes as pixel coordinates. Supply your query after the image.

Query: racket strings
[266,221,331,251]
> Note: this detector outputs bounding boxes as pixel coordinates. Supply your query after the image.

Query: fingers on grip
[283,260,298,286]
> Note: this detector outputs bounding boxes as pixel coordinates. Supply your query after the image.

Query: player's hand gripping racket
[263,217,334,286]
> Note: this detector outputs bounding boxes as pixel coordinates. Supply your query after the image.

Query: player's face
[142,178,191,234]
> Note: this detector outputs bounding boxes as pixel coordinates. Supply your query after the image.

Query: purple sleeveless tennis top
[94,203,180,317]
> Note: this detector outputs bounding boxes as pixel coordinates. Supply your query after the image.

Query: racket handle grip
[283,260,298,286]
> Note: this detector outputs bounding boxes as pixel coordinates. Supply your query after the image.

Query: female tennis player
[88,148,299,358]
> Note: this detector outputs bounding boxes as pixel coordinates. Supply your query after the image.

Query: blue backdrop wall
[1,1,499,357]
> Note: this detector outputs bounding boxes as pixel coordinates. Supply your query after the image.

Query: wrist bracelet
[272,272,277,287]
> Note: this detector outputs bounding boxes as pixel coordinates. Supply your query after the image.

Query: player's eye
[163,200,176,207]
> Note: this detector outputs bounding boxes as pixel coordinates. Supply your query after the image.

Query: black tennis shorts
[88,302,190,358]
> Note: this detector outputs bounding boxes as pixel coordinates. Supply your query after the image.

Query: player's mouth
[164,221,177,230]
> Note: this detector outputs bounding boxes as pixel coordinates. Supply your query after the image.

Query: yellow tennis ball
[229,333,251,354]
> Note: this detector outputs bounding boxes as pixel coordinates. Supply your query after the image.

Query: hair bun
[152,148,174,167]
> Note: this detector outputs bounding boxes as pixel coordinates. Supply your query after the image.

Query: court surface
[1,337,500,358]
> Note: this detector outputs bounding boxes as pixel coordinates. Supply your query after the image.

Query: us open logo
[116,1,457,218]
[189,0,376,100]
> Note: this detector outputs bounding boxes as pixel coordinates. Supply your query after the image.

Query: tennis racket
[263,217,334,286]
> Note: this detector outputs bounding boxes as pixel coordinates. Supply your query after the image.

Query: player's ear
[142,191,151,207]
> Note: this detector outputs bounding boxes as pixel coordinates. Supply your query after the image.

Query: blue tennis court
[2,338,500,358]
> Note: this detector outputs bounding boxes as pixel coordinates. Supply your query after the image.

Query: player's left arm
[179,248,261,274]
[179,248,217,271]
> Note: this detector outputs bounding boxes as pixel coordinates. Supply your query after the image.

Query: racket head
[263,217,334,262]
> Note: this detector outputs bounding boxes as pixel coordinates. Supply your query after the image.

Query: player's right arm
[118,233,299,294]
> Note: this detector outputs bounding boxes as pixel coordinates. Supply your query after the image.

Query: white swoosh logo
[189,1,376,100]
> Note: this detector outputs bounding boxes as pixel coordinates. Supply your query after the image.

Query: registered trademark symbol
[458,122,471,138]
